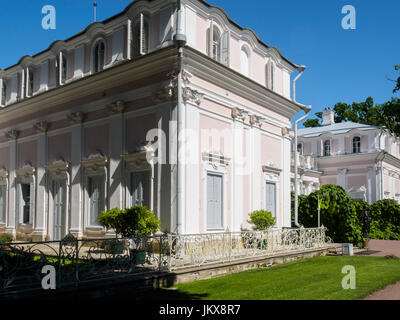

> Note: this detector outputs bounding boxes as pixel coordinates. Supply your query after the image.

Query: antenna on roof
[93,2,98,22]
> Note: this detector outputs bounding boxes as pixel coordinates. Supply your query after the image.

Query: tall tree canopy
[303,66,400,138]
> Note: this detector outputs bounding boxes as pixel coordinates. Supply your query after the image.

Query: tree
[301,66,400,138]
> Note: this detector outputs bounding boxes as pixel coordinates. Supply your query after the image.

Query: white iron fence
[167,227,332,270]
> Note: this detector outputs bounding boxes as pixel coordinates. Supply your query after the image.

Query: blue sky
[0,0,399,124]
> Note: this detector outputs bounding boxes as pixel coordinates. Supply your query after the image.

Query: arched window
[26,68,34,97]
[133,14,149,57]
[56,52,67,86]
[92,39,105,73]
[212,27,221,62]
[297,143,304,156]
[353,136,361,153]
[323,140,331,156]
[240,46,249,77]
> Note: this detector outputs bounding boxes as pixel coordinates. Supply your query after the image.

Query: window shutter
[10,75,18,103]
[208,21,214,58]
[221,30,230,66]
[29,181,35,225]
[139,13,147,55]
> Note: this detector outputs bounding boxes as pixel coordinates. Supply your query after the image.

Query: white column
[251,124,261,212]
[337,168,348,191]
[5,137,17,236]
[32,131,47,241]
[69,124,83,238]
[184,101,200,234]
[232,118,244,232]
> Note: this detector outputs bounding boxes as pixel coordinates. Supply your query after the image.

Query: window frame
[0,176,8,225]
[91,38,106,74]
[323,139,331,157]
[352,136,361,154]
[132,13,150,58]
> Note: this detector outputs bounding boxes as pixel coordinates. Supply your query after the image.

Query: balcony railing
[291,153,318,171]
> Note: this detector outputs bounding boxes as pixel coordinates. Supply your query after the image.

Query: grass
[130,256,400,300]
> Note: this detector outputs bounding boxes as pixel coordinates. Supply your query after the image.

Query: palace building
[0,0,308,241]
[295,108,400,203]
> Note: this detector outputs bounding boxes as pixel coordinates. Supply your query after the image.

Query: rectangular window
[207,173,223,230]
[88,176,105,226]
[21,184,31,224]
[130,171,150,208]
[265,182,276,218]
[0,185,6,223]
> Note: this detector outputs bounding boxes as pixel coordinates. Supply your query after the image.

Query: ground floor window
[207,173,223,230]
[52,180,67,241]
[88,176,105,226]
[19,182,34,225]
[130,171,150,208]
[265,182,276,218]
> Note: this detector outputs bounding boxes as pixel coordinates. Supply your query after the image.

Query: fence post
[57,240,62,288]
[158,236,162,272]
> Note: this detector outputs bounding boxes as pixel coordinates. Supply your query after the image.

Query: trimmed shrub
[248,210,276,231]
[368,199,400,240]
[298,184,363,246]
[99,206,161,238]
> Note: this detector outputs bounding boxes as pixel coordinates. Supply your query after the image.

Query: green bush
[298,185,363,246]
[0,233,13,244]
[99,206,161,238]
[368,199,400,240]
[248,210,276,231]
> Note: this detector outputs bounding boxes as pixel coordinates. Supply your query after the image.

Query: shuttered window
[88,176,105,226]
[131,171,150,208]
[265,182,276,218]
[207,174,223,230]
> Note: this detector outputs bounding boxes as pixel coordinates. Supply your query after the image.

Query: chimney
[322,108,335,126]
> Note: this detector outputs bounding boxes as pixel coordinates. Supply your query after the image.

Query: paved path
[356,240,400,300]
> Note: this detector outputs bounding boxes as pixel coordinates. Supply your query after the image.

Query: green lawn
[133,256,400,300]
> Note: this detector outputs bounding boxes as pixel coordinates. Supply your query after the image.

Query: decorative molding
[124,141,155,169]
[34,120,48,133]
[337,168,349,175]
[47,159,70,176]
[67,112,84,123]
[5,130,19,140]
[82,151,108,173]
[16,163,35,180]
[0,168,8,184]
[153,76,177,103]
[231,107,248,121]
[249,114,265,127]
[182,87,204,105]
[107,100,125,114]
[202,152,231,170]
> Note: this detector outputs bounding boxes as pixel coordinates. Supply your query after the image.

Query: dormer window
[212,27,221,62]
[133,13,149,57]
[56,52,67,86]
[240,46,250,77]
[323,140,331,157]
[92,39,105,73]
[353,136,361,153]
[207,24,229,65]
[26,68,34,97]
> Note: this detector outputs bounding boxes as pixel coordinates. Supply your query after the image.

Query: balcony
[291,153,318,171]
